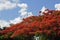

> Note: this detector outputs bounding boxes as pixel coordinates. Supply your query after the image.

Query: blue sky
[0,0,60,21]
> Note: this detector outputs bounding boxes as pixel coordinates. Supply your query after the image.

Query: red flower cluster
[0,10,60,38]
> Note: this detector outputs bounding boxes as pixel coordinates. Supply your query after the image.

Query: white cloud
[20,12,27,16]
[17,3,28,16]
[17,3,28,8]
[0,0,17,10]
[0,0,33,25]
[0,0,33,17]
[18,3,33,18]
[40,6,48,12]
[40,6,48,15]
[18,8,27,13]
[40,6,46,12]
[10,17,22,24]
[55,3,60,10]
[27,12,33,17]
[0,20,10,29]
[9,3,33,24]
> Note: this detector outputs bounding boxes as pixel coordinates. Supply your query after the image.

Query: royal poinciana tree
[0,9,60,40]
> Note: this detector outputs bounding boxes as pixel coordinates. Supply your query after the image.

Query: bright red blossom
[0,10,60,38]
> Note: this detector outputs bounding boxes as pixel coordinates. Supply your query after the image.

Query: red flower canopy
[0,10,60,38]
